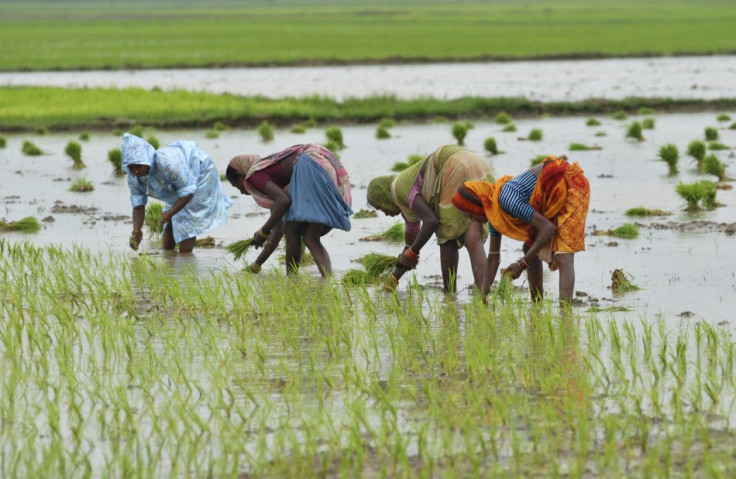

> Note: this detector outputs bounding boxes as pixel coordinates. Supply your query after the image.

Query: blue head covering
[121,133,155,173]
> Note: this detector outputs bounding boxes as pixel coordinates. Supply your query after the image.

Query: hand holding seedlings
[252,227,269,249]
[129,229,143,251]
[396,247,419,270]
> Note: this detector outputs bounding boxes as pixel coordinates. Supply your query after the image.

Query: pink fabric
[407,174,424,208]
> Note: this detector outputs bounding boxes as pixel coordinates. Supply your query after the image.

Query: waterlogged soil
[2,56,736,102]
[1,111,735,324]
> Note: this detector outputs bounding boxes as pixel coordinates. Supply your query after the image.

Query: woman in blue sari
[122,133,232,253]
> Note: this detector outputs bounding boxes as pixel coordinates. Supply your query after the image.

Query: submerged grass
[1,241,736,477]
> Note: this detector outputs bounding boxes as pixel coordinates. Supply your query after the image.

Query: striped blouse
[489,169,537,236]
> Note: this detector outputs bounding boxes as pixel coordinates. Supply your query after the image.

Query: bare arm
[393,194,439,272]
[162,194,194,222]
[481,234,502,296]
[503,211,557,280]
[252,180,291,248]
[254,219,283,266]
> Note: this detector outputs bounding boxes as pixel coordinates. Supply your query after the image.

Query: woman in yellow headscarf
[367,145,495,292]
[451,155,590,304]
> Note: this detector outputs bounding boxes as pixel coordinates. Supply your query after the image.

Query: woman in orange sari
[451,155,590,304]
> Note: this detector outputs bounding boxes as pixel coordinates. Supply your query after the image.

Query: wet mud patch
[643,220,736,234]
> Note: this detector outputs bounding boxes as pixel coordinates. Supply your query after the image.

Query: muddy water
[2,111,735,323]
[2,56,736,101]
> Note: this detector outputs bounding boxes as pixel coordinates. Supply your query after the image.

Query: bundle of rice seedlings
[657,143,679,174]
[226,238,254,261]
[611,269,640,293]
[194,236,215,247]
[494,111,512,124]
[730,122,736,130]
[360,222,404,242]
[22,140,42,156]
[108,148,123,175]
[65,141,85,169]
[375,126,391,139]
[568,143,601,151]
[452,122,468,145]
[676,180,717,211]
[130,125,144,137]
[611,111,628,120]
[212,121,229,131]
[495,273,512,301]
[593,223,639,239]
[79,132,90,141]
[352,209,377,219]
[530,155,546,166]
[0,216,41,233]
[391,154,423,172]
[359,252,398,278]
[258,121,274,142]
[502,124,517,132]
[625,121,644,141]
[342,269,376,286]
[703,154,727,181]
[325,126,345,149]
[145,202,164,236]
[686,140,706,170]
[205,130,219,139]
[290,124,306,134]
[641,118,656,129]
[637,107,655,115]
[625,207,671,217]
[484,137,498,155]
[378,118,395,129]
[708,142,729,151]
[323,140,341,155]
[69,178,94,192]
[704,127,719,141]
[585,118,601,127]
[146,135,160,150]
[528,129,543,141]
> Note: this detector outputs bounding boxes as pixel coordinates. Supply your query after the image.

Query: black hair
[225,165,242,184]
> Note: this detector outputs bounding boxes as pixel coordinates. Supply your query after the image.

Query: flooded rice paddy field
[3,110,736,476]
[2,111,735,324]
[2,55,736,101]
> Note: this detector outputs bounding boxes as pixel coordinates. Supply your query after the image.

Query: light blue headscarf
[121,133,155,173]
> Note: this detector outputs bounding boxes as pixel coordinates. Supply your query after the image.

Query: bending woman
[226,143,352,276]
[122,133,232,253]
[366,145,495,292]
[451,155,590,304]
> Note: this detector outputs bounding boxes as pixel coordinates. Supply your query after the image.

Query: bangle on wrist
[132,229,142,235]
[258,228,270,239]
[517,257,528,270]
[404,246,420,261]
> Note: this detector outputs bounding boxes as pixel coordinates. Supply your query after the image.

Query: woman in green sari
[367,145,495,292]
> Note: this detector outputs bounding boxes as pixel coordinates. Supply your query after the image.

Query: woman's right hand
[252,228,268,249]
[129,230,143,251]
[396,250,419,270]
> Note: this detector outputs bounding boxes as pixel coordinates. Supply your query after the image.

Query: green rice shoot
[358,252,398,278]
[226,239,255,262]
[0,216,41,233]
[625,207,671,217]
[657,143,678,174]
[145,201,164,236]
[69,177,93,192]
[360,222,404,243]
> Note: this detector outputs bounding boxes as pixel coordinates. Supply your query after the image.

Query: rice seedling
[194,236,215,247]
[212,121,229,131]
[641,118,656,129]
[686,140,706,169]
[494,111,512,124]
[657,143,679,174]
[527,128,543,141]
[495,272,512,300]
[226,238,255,262]
[358,252,398,278]
[22,140,42,156]
[205,129,219,139]
[568,143,601,151]
[484,137,498,155]
[108,148,123,175]
[392,154,423,172]
[258,121,274,142]
[611,110,628,120]
[303,118,318,127]
[625,121,644,141]
[502,124,517,132]
[379,118,395,129]
[704,127,719,141]
[716,114,731,122]
[586,118,601,126]
[375,126,391,139]
[145,201,164,236]
[703,154,728,181]
[611,269,640,293]
[341,268,376,285]
[676,180,717,211]
[625,207,671,217]
[325,126,345,149]
[130,125,144,137]
[360,222,404,242]
[530,155,546,166]
[708,142,729,151]
[65,140,85,169]
[69,177,93,192]
[352,209,377,219]
[452,122,468,145]
[79,131,90,141]
[730,122,736,130]
[35,126,46,135]
[323,140,341,155]
[593,223,639,238]
[290,124,307,133]
[146,135,160,149]
[0,136,5,148]
[0,216,41,232]
[637,107,655,115]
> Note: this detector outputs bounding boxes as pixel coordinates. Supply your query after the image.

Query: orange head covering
[451,183,485,217]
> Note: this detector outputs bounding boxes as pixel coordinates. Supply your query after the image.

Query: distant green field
[1,0,735,71]
[2,86,735,131]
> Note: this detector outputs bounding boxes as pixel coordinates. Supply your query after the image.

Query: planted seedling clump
[676,180,717,211]
[375,126,391,139]
[145,201,164,236]
[65,141,85,169]
[69,178,93,192]
[704,127,719,141]
[108,148,123,175]
[527,129,543,141]
[22,140,42,156]
[452,122,468,145]
[626,121,644,141]
[484,137,498,155]
[494,111,512,124]
[0,216,41,232]
[657,143,679,174]
[325,126,345,149]
[360,222,404,242]
[258,121,274,142]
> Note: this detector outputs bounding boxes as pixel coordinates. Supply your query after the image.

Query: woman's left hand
[500,262,524,280]
[161,210,172,223]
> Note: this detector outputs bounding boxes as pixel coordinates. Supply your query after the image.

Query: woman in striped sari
[367,145,495,292]
[451,155,590,304]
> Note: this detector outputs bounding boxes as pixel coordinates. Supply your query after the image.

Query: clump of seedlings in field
[65,140,85,169]
[352,209,377,219]
[325,126,345,149]
[205,130,219,139]
[611,268,640,293]
[637,107,655,115]
[0,216,40,232]
[526,128,543,141]
[495,273,512,301]
[593,223,639,238]
[502,124,517,132]
[108,148,123,175]
[484,137,498,155]
[676,180,717,211]
[530,155,546,166]
[130,125,144,137]
[35,126,46,135]
[194,236,215,247]
[258,121,274,142]
[69,177,93,192]
[290,124,306,134]
[625,207,671,217]
[626,121,644,141]
[22,140,42,156]
[730,122,736,130]
[358,252,398,277]
[716,114,732,122]
[611,110,628,120]
[375,126,391,139]
[360,222,404,242]
[0,136,6,148]
[657,143,679,174]
[704,127,719,141]
[341,268,377,285]
[392,154,423,172]
[641,118,656,129]
[452,122,468,145]
[494,111,512,124]
[703,154,729,182]
[145,201,164,236]
[79,131,90,141]
[586,118,601,126]
[708,142,729,151]
[568,143,601,151]
[379,118,395,129]
[226,239,255,262]
[212,121,229,131]
[146,135,160,149]
[687,140,706,169]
